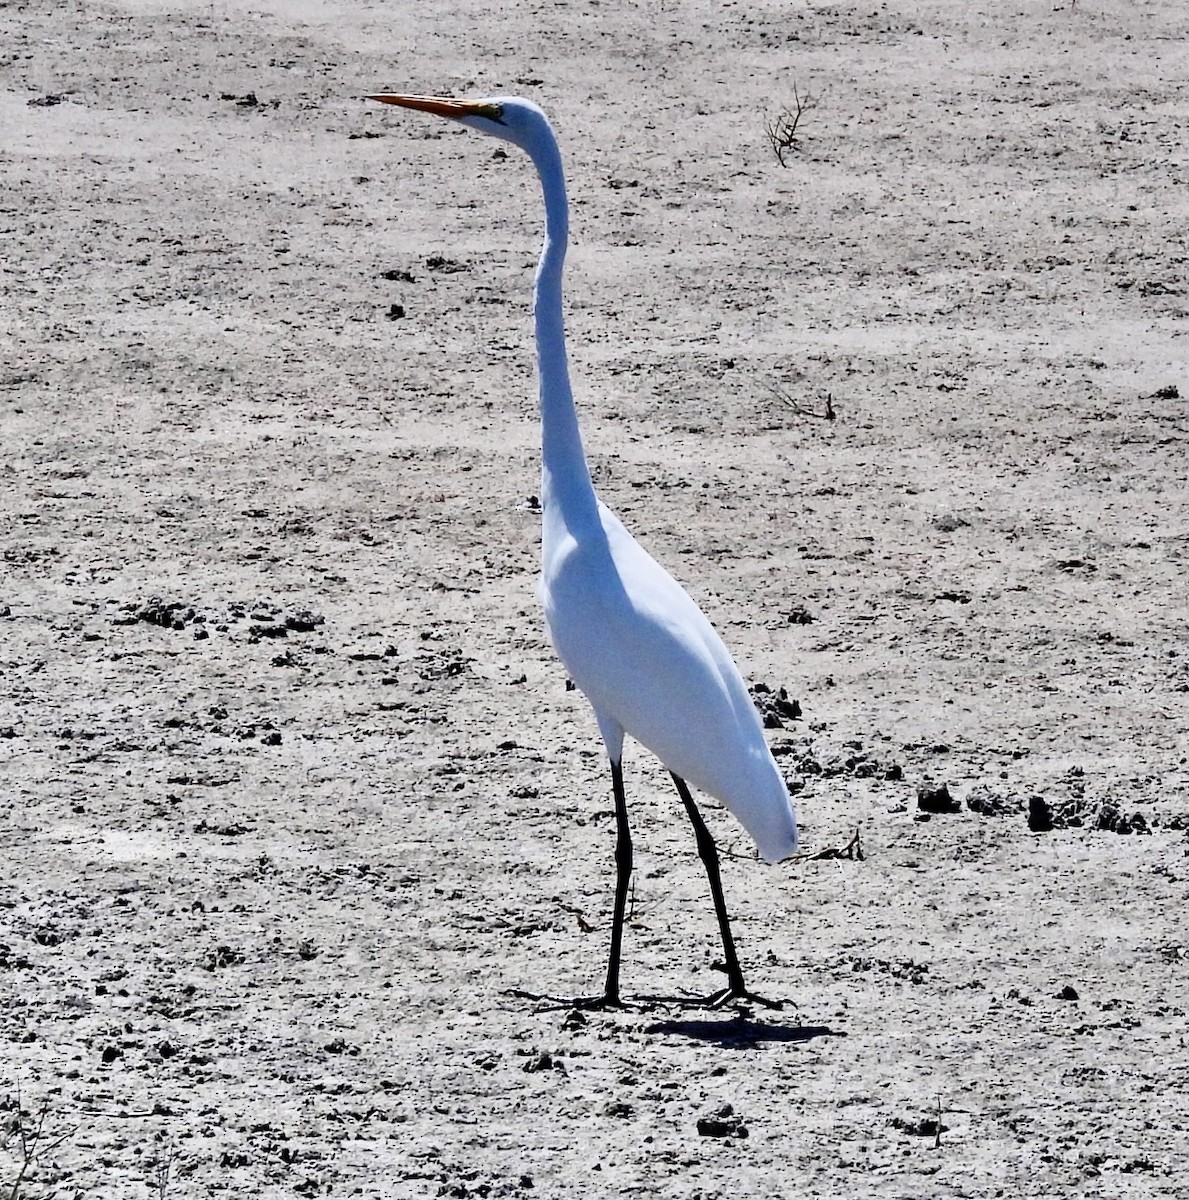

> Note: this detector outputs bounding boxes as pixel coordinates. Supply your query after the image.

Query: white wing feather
[542,502,798,863]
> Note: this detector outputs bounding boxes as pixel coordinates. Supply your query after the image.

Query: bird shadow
[643,1011,843,1049]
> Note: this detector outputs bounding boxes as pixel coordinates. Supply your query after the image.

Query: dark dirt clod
[250,623,289,639]
[1096,803,1150,835]
[203,945,246,971]
[851,956,929,985]
[967,786,1013,817]
[135,598,194,628]
[1028,796,1055,832]
[426,255,468,272]
[697,1105,748,1138]
[917,783,959,814]
[751,683,801,728]
[892,1115,947,1137]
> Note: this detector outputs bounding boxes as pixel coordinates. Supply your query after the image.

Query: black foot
[505,987,644,1011]
[701,984,785,1011]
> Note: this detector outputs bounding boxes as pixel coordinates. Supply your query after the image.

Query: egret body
[368,94,798,1006]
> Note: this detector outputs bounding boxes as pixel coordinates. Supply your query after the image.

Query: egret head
[366,94,550,155]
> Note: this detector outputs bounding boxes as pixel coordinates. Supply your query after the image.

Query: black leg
[507,756,634,1010]
[671,773,783,1010]
[603,756,632,1005]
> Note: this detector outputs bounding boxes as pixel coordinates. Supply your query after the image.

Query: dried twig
[794,827,864,862]
[763,379,836,422]
[765,83,818,166]
[154,1143,176,1200]
[3,1090,73,1200]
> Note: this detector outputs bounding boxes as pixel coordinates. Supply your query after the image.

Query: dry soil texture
[3,0,1189,1197]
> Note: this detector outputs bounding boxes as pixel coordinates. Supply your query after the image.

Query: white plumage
[370,93,797,1006]
[542,499,797,866]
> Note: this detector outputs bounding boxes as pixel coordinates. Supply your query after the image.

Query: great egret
[368,94,799,1007]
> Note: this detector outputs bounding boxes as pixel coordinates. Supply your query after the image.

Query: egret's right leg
[602,755,632,1005]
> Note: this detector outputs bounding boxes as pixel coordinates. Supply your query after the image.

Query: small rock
[1057,985,1079,1001]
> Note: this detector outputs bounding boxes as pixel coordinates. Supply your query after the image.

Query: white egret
[368,94,798,1008]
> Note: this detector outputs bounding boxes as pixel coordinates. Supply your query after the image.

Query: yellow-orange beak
[366,94,502,121]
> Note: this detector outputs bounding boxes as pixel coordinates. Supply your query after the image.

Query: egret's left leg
[671,773,783,1010]
[506,757,638,1010]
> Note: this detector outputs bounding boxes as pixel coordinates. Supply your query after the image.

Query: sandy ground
[3,0,1189,1195]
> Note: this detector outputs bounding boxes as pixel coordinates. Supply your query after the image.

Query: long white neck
[526,131,599,528]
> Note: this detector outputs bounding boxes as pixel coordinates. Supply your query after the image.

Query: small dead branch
[765,83,818,166]
[763,379,836,422]
[724,824,861,864]
[795,827,864,862]
[3,1090,73,1200]
[154,1143,176,1200]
